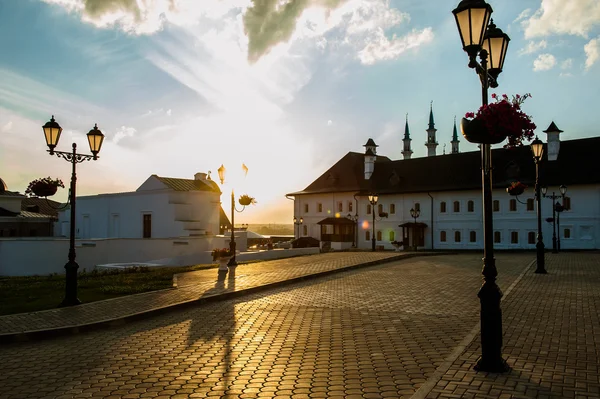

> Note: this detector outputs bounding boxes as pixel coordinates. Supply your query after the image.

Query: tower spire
[425,101,438,157]
[402,113,413,160]
[451,116,460,154]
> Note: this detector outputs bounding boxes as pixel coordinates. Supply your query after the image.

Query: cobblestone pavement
[0,252,407,337]
[0,253,532,399]
[426,252,600,399]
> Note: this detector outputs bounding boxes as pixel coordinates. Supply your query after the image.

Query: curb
[0,252,451,345]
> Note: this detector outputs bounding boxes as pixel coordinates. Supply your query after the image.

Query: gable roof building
[287,132,600,251]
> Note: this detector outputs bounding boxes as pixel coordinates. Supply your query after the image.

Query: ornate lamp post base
[474,281,510,372]
[60,260,81,307]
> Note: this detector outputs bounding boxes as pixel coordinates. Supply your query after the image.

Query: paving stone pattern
[0,254,530,399]
[427,252,600,399]
[0,252,403,335]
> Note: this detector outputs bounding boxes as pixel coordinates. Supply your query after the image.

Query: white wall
[0,233,248,276]
[294,184,600,250]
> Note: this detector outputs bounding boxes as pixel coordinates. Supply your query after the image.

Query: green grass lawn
[0,264,220,316]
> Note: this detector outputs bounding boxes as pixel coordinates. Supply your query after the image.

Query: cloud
[327,119,333,126]
[561,58,573,69]
[584,37,600,70]
[518,40,547,55]
[42,0,430,65]
[357,27,433,65]
[533,53,556,71]
[1,121,12,133]
[513,8,531,24]
[113,125,137,144]
[523,0,600,38]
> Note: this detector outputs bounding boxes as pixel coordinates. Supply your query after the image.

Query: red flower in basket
[25,177,65,197]
[212,248,232,261]
[506,181,527,196]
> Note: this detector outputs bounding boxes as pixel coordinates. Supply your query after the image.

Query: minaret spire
[425,101,438,157]
[402,113,413,160]
[451,115,460,154]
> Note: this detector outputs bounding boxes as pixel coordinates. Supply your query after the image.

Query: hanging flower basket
[506,181,527,196]
[460,117,508,145]
[463,93,536,148]
[25,177,65,197]
[212,248,233,261]
[239,194,256,206]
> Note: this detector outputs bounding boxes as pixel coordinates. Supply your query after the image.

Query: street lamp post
[42,115,104,307]
[368,194,378,251]
[453,0,511,372]
[346,213,359,248]
[541,186,567,253]
[531,137,547,273]
[293,216,303,239]
[556,185,567,251]
[217,164,251,267]
[410,207,420,251]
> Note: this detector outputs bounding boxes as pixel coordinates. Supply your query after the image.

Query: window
[470,231,476,243]
[440,231,447,242]
[453,201,460,212]
[527,198,534,211]
[511,231,519,244]
[493,200,500,212]
[337,202,343,212]
[389,231,395,241]
[468,200,474,212]
[414,203,421,212]
[378,204,383,215]
[304,204,309,213]
[564,228,571,239]
[376,231,382,241]
[367,204,372,214]
[303,225,308,236]
[454,231,461,242]
[528,232,536,244]
[440,202,447,213]
[510,199,517,211]
[390,204,396,214]
[563,196,571,210]
[365,231,370,241]
[494,231,501,243]
[318,203,323,213]
[143,214,152,238]
[348,202,353,213]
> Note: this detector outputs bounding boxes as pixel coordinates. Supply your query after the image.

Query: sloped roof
[21,197,61,218]
[0,190,24,197]
[155,176,221,193]
[317,217,356,225]
[289,137,600,196]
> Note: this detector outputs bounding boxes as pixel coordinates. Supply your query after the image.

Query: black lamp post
[293,216,303,239]
[410,207,420,251]
[368,194,378,251]
[556,185,567,251]
[541,186,566,253]
[453,0,510,373]
[531,137,547,273]
[43,115,104,307]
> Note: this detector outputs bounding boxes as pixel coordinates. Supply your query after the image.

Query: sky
[0,0,599,224]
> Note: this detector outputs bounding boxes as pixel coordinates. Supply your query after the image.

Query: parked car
[291,237,320,248]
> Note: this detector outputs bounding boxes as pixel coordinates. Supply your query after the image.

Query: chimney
[194,172,207,180]
[544,121,563,161]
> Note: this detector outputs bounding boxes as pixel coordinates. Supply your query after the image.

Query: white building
[287,121,600,251]
[57,172,222,239]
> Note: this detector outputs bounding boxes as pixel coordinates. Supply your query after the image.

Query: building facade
[288,128,600,251]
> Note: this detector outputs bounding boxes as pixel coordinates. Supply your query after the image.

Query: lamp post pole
[368,194,378,251]
[42,116,104,306]
[453,0,511,372]
[532,140,546,274]
[541,187,566,254]
[293,217,303,239]
[410,208,420,251]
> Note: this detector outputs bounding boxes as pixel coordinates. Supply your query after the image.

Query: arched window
[453,201,460,212]
[494,231,501,243]
[440,231,447,242]
[470,231,476,242]
[493,200,500,212]
[367,204,372,214]
[390,204,396,214]
[563,196,571,210]
[440,202,447,213]
[454,231,461,242]
[378,204,383,215]
[365,231,370,241]
[527,198,534,211]
[302,225,308,236]
[389,231,395,241]
[528,232,536,244]
[468,200,474,212]
[509,199,517,211]
[376,231,382,241]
